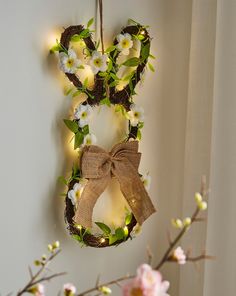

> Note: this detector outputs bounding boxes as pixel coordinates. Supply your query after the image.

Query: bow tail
[114,161,156,225]
[74,175,110,228]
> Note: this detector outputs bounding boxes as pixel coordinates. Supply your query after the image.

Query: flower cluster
[123,264,170,296]
[59,32,134,75]
[172,246,186,265]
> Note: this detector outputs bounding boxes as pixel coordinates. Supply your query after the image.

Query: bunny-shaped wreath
[52,19,156,247]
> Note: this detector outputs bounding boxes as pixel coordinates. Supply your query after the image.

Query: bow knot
[74,141,156,228]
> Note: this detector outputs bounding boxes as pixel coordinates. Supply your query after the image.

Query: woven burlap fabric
[74,141,156,228]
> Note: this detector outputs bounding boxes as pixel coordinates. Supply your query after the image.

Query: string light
[100,238,106,243]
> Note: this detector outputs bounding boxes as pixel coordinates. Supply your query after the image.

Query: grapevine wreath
[51,17,156,248]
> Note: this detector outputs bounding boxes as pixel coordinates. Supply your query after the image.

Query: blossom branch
[16,243,66,296]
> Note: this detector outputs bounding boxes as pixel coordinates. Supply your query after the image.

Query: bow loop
[75,141,156,228]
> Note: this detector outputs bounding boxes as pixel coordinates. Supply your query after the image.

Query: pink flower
[35,284,45,296]
[63,283,76,296]
[173,247,186,265]
[122,264,170,296]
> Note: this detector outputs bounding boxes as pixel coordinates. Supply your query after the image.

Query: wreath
[51,18,156,247]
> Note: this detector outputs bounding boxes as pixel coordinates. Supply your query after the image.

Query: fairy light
[100,238,106,243]
[76,224,82,230]
[140,29,146,35]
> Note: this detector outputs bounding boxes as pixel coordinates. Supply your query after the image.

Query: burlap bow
[74,141,156,228]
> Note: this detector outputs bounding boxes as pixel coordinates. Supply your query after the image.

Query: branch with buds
[16,241,66,296]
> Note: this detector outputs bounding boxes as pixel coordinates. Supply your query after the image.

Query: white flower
[141,173,151,191]
[173,246,186,265]
[83,133,97,146]
[74,104,93,128]
[63,283,76,296]
[68,183,84,206]
[117,33,133,55]
[130,224,142,238]
[59,49,81,74]
[127,104,144,127]
[89,51,108,74]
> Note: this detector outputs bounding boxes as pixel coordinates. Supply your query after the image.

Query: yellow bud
[171,219,183,229]
[198,201,207,211]
[99,286,112,295]
[47,244,53,252]
[195,192,202,203]
[41,254,47,261]
[34,260,41,266]
[53,241,60,249]
[183,217,192,227]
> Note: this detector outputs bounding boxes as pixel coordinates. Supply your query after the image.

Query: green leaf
[128,18,140,26]
[138,122,144,129]
[83,77,89,89]
[107,59,113,72]
[95,40,100,50]
[64,87,74,96]
[141,43,150,61]
[87,18,94,28]
[72,234,82,242]
[95,222,111,235]
[80,29,91,38]
[57,176,68,186]
[123,57,140,67]
[82,125,89,135]
[63,119,79,133]
[115,228,125,240]
[109,234,118,245]
[137,129,142,140]
[99,72,107,77]
[105,45,116,53]
[100,97,111,107]
[149,54,156,59]
[72,90,82,98]
[74,131,84,149]
[137,34,145,41]
[110,81,119,88]
[125,213,133,225]
[110,72,120,81]
[148,63,155,72]
[49,44,61,53]
[71,34,81,42]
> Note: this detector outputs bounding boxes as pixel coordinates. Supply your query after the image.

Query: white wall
[0,1,193,295]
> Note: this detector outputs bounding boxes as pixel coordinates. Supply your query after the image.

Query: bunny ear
[60,25,104,106]
[109,25,151,109]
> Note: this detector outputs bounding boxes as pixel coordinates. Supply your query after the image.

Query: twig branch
[16,249,65,296]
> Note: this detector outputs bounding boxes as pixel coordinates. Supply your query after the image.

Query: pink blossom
[122,264,170,296]
[173,247,186,265]
[63,283,76,295]
[35,284,45,296]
